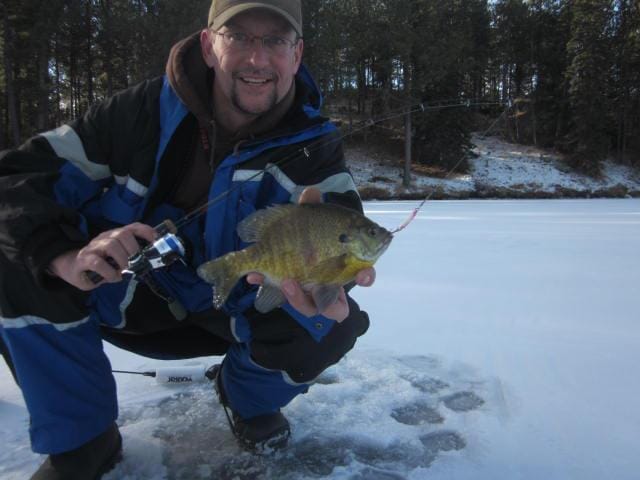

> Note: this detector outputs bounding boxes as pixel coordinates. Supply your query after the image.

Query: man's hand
[246,187,376,322]
[48,223,157,291]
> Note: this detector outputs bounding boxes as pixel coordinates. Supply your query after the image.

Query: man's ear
[200,29,216,68]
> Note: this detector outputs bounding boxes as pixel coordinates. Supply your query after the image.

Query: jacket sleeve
[0,78,162,287]
[0,137,92,287]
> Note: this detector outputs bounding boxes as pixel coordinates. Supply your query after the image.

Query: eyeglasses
[213,31,299,56]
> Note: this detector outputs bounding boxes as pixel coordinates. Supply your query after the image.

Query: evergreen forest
[1,0,639,174]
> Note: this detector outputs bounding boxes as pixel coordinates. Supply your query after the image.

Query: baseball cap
[208,0,302,37]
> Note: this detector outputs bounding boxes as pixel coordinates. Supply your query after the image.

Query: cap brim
[210,3,302,37]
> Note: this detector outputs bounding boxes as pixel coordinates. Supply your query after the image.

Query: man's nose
[246,39,270,66]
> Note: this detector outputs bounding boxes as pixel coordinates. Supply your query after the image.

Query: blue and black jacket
[0,46,362,357]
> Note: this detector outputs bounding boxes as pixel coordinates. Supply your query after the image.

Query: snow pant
[0,252,369,455]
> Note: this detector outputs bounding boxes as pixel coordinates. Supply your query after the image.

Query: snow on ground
[471,136,640,195]
[348,134,640,198]
[2,199,639,479]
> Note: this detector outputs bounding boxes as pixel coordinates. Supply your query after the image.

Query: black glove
[246,296,370,383]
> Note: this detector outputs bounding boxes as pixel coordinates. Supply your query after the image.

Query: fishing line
[388,149,469,235]
[389,101,513,234]
[86,101,507,298]
[172,98,507,232]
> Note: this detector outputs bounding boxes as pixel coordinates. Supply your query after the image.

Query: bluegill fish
[197,202,393,313]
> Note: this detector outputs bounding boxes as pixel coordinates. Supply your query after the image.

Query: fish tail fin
[197,253,244,309]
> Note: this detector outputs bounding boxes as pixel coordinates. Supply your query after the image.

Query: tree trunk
[357,60,366,114]
[3,7,21,146]
[69,46,77,119]
[36,41,50,132]
[531,98,538,146]
[0,86,5,150]
[403,59,412,188]
[403,110,412,188]
[86,0,94,106]
[54,42,61,125]
[99,0,114,97]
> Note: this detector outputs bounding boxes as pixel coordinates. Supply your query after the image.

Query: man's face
[201,9,303,120]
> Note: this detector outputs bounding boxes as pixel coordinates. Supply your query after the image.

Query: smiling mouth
[243,79,269,85]
[237,76,273,86]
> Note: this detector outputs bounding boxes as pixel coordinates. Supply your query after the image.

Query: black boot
[31,423,122,480]
[206,364,291,452]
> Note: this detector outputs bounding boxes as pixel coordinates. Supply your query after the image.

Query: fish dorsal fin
[311,284,342,313]
[254,284,286,313]
[237,204,295,243]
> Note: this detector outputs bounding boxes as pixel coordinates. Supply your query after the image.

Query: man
[0,0,375,478]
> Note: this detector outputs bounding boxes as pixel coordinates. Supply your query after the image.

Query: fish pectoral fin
[311,284,342,313]
[307,255,348,283]
[237,204,294,243]
[254,285,286,313]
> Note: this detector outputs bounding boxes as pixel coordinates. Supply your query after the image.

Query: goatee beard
[231,87,278,116]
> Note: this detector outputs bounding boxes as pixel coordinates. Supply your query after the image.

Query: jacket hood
[166,33,213,125]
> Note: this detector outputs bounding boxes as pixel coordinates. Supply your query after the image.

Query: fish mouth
[373,233,393,258]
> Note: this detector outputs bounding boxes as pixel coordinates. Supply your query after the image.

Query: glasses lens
[263,36,290,55]
[225,32,248,49]
[220,32,294,55]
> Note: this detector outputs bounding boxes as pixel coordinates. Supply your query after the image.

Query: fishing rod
[87,97,509,284]
[112,364,218,384]
[174,98,507,231]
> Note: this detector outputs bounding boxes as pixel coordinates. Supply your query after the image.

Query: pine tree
[410,0,479,171]
[611,0,640,164]
[528,0,572,148]
[563,0,614,174]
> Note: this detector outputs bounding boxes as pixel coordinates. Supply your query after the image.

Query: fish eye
[339,233,350,243]
[368,227,377,237]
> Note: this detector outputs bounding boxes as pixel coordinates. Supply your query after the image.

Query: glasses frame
[212,30,301,55]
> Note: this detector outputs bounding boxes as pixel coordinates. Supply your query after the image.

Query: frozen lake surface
[1,199,639,479]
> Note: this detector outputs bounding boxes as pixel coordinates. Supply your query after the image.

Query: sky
[2,197,639,479]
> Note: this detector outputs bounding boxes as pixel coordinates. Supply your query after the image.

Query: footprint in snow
[105,351,491,480]
[442,391,485,412]
[391,402,444,425]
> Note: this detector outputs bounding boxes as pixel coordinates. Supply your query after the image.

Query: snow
[349,134,640,198]
[471,136,640,194]
[1,136,640,478]
[2,198,639,479]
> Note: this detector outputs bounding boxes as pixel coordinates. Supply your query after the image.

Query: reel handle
[84,220,177,285]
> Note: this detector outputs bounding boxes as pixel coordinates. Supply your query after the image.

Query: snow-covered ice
[1,199,639,479]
